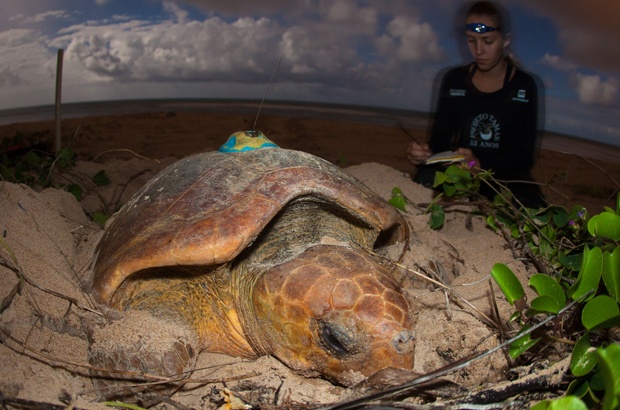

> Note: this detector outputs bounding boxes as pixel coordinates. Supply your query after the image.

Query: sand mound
[1,160,538,408]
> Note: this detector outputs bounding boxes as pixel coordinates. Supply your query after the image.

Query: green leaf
[582,295,620,330]
[531,401,550,410]
[93,212,110,227]
[602,247,620,302]
[529,295,560,315]
[389,187,407,211]
[67,183,83,201]
[432,165,476,198]
[551,206,571,228]
[508,310,521,323]
[509,324,540,358]
[444,183,456,197]
[490,263,525,305]
[588,211,620,241]
[492,192,509,206]
[532,210,551,224]
[559,252,583,271]
[429,203,445,230]
[533,397,590,410]
[57,147,76,168]
[445,164,470,181]
[588,363,606,392]
[597,343,620,410]
[93,170,111,186]
[509,223,520,238]
[24,151,41,168]
[571,333,598,377]
[486,215,498,231]
[546,397,588,410]
[567,378,592,400]
[529,273,567,307]
[590,316,620,331]
[388,196,406,211]
[433,171,448,187]
[569,246,602,302]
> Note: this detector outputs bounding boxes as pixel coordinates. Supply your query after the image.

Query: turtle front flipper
[88,309,198,402]
[88,265,256,402]
[88,268,207,402]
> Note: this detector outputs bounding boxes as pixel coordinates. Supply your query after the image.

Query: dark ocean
[0,99,431,130]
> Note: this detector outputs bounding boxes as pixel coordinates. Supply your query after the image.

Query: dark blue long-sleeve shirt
[429,62,540,181]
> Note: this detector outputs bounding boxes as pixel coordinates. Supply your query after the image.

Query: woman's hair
[466,1,511,35]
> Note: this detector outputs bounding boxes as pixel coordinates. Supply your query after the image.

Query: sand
[0,110,618,408]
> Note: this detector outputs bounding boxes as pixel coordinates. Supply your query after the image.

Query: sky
[1,0,619,146]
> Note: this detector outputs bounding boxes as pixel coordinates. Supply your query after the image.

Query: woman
[407,1,546,208]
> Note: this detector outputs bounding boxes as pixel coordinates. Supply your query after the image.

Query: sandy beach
[0,106,618,408]
[1,105,618,213]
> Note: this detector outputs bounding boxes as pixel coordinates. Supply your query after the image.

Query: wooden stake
[54,49,64,153]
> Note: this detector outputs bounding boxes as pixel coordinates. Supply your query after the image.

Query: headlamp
[465,23,499,33]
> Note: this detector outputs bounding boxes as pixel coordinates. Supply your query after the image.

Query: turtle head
[218,130,279,153]
[251,244,415,386]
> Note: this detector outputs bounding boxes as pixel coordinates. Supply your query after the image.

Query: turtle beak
[316,312,416,361]
[315,311,415,386]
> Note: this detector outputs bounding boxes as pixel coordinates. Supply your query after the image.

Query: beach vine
[1,132,111,225]
[391,162,620,408]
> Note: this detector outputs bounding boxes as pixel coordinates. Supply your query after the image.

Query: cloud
[163,1,189,24]
[0,0,446,100]
[574,74,618,106]
[540,53,618,106]
[10,10,72,24]
[0,1,448,113]
[52,17,286,84]
[376,16,443,63]
[43,2,440,94]
[176,0,295,16]
[325,0,378,35]
[519,0,620,73]
[0,29,55,86]
[280,25,359,76]
[540,53,576,71]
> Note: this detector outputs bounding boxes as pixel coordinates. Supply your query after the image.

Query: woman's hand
[455,147,480,168]
[406,142,432,166]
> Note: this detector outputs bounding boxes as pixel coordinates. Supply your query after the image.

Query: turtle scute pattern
[88,137,415,398]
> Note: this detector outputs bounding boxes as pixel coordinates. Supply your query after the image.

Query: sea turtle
[88,131,415,397]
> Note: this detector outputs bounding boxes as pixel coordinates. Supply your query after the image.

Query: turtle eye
[317,321,351,357]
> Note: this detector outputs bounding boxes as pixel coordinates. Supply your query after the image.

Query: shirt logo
[469,113,500,149]
[449,88,466,97]
[512,89,529,102]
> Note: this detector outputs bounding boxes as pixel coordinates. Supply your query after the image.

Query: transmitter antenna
[253,54,284,130]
